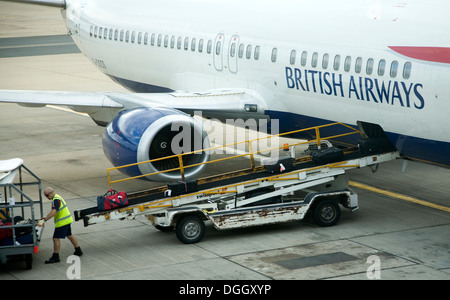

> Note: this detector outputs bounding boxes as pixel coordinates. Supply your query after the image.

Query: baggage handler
[38,187,83,264]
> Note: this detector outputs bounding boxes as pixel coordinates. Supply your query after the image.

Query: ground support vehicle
[75,123,400,244]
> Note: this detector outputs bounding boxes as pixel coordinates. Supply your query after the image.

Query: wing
[0,88,269,126]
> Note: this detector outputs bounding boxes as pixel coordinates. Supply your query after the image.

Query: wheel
[313,199,341,227]
[175,215,205,244]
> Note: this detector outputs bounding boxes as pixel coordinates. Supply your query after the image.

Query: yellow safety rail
[106,122,362,186]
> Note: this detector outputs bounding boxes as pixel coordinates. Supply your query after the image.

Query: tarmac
[0,2,449,281]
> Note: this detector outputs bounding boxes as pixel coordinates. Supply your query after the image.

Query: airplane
[1,0,449,182]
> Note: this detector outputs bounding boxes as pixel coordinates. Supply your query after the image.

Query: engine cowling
[102,107,210,181]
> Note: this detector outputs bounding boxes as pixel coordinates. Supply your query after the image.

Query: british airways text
[285,67,425,109]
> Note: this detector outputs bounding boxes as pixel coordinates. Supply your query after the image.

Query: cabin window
[164,35,169,48]
[151,33,155,46]
[246,45,252,59]
[254,45,260,60]
[344,56,351,72]
[322,53,329,69]
[355,57,362,73]
[191,38,196,51]
[177,36,182,49]
[131,31,136,43]
[157,34,162,47]
[311,52,318,68]
[403,62,412,79]
[238,44,244,58]
[125,30,130,43]
[198,39,204,52]
[207,40,212,54]
[170,36,175,48]
[301,51,307,66]
[144,33,148,45]
[109,28,113,40]
[230,43,236,57]
[94,26,98,38]
[120,30,124,42]
[333,54,341,70]
[271,48,278,63]
[366,58,374,75]
[184,37,189,50]
[103,28,108,39]
[137,32,142,44]
[290,50,296,65]
[114,29,119,41]
[215,40,222,55]
[390,60,398,78]
[378,59,386,76]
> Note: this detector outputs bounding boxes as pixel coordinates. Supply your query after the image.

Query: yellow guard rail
[106,122,362,186]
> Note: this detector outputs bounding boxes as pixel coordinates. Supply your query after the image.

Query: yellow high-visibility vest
[52,194,73,228]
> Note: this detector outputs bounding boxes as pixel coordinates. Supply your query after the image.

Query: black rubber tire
[175,215,205,244]
[313,199,341,227]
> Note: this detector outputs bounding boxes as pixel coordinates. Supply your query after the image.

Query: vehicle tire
[313,199,340,227]
[176,215,205,244]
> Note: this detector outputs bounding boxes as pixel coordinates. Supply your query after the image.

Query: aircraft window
[94,26,98,38]
[301,51,307,66]
[157,34,162,47]
[191,38,196,52]
[254,45,260,60]
[230,43,236,57]
[290,50,296,65]
[366,58,374,75]
[378,59,386,76]
[333,55,341,70]
[120,30,124,42]
[403,62,412,79]
[90,25,93,37]
[184,37,189,50]
[177,36,182,49]
[216,40,222,55]
[103,28,108,39]
[311,52,318,68]
[390,60,398,78]
[207,40,212,54]
[344,56,351,72]
[149,33,154,46]
[355,57,362,73]
[109,29,113,40]
[131,31,136,43]
[137,32,142,44]
[164,35,169,48]
[125,30,130,43]
[198,39,204,53]
[238,44,244,58]
[150,33,155,46]
[322,53,329,69]
[246,45,252,59]
[99,27,102,38]
[271,48,277,63]
[170,36,175,49]
[144,33,148,45]
[114,29,119,41]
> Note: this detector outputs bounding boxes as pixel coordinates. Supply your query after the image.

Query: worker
[38,187,83,264]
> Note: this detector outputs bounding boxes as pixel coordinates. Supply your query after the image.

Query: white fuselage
[62,0,450,165]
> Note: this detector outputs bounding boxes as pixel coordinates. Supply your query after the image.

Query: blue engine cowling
[102,107,210,181]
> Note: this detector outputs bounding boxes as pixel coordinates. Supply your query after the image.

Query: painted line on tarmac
[349,180,450,213]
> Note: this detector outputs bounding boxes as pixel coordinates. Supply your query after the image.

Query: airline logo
[285,66,425,110]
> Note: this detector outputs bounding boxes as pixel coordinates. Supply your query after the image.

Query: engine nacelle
[102,107,210,181]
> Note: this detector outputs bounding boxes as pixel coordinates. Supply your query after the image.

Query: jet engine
[102,107,210,181]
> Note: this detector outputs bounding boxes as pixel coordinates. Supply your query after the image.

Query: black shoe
[45,254,60,264]
[74,247,83,257]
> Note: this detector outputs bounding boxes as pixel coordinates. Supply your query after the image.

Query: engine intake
[102,107,210,181]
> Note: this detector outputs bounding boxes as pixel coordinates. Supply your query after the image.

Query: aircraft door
[214,33,224,71]
[228,35,239,74]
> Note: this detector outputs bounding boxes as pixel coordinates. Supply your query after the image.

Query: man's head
[44,187,55,199]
